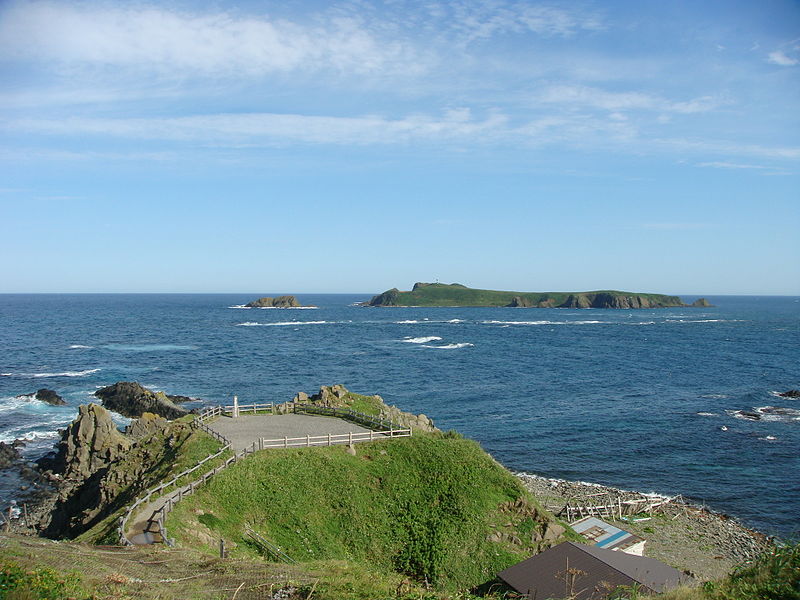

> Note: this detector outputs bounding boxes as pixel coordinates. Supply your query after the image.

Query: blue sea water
[1,294,798,538]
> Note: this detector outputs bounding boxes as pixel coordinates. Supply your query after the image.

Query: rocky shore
[516,472,771,581]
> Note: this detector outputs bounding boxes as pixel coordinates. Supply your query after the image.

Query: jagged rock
[127,412,169,438]
[40,404,131,480]
[94,382,189,419]
[691,298,714,307]
[245,295,301,308]
[35,389,66,406]
[561,294,592,308]
[0,441,21,469]
[507,296,533,308]
[777,389,800,398]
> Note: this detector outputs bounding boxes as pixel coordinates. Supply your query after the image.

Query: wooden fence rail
[292,403,409,433]
[260,428,411,449]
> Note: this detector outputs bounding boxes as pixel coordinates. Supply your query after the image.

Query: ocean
[1,293,798,538]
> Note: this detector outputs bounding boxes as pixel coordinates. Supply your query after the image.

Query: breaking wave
[68,344,93,349]
[236,321,328,327]
[103,344,197,352]
[483,320,609,326]
[402,336,442,344]
[727,406,800,423]
[421,342,474,349]
[1,368,100,378]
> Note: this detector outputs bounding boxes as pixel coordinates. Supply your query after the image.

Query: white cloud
[697,161,770,170]
[0,1,414,75]
[767,50,798,66]
[535,85,723,114]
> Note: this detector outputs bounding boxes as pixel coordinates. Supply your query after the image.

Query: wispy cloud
[0,1,417,76]
[641,223,711,231]
[535,85,724,114]
[697,161,770,170]
[767,50,798,66]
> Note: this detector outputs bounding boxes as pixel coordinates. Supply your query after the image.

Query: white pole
[233,395,239,418]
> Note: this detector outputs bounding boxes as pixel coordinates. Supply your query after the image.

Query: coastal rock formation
[36,404,190,538]
[691,298,714,307]
[507,296,534,308]
[283,384,439,433]
[0,441,21,469]
[40,404,131,481]
[94,381,190,419]
[245,295,301,308]
[777,389,800,398]
[14,389,66,406]
[36,389,66,406]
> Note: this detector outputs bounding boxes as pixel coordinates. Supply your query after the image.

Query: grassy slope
[166,433,570,595]
[371,283,683,307]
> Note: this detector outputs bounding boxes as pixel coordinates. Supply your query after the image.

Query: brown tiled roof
[497,542,688,600]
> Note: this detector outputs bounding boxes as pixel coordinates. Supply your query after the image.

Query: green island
[364,282,711,309]
[0,384,794,600]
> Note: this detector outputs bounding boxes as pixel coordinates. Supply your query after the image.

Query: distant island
[245,295,302,308]
[364,282,713,309]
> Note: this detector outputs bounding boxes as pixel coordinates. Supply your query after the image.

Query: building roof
[571,516,645,552]
[497,542,688,600]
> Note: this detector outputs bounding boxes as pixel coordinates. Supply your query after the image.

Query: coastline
[516,471,771,581]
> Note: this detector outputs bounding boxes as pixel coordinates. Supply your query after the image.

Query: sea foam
[403,336,442,344]
[421,342,474,349]
[1,368,100,378]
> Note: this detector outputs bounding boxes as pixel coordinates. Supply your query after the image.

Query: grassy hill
[365,282,686,308]
[165,431,575,596]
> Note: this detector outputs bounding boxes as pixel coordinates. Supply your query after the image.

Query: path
[206,413,374,452]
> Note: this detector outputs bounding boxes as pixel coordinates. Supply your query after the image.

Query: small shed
[498,541,688,600]
[571,516,646,555]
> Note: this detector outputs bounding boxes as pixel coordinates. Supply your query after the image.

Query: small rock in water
[777,389,800,398]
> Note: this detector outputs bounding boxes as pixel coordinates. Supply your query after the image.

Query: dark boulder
[777,390,800,398]
[35,389,66,406]
[0,441,21,469]
[94,382,189,419]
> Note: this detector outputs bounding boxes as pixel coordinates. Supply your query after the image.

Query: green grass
[368,282,684,308]
[166,432,566,593]
[0,562,89,600]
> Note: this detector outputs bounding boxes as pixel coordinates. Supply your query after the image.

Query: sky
[1,0,798,295]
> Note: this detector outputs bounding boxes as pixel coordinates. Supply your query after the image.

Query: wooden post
[390,425,394,437]
[259,438,263,451]
[219,539,226,559]
[306,434,310,447]
[370,430,374,441]
[349,431,353,445]
[328,433,331,446]
[284,436,288,448]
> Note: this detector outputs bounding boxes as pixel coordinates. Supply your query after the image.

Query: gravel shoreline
[516,472,772,581]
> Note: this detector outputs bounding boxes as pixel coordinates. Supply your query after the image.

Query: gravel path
[207,414,374,452]
[517,472,771,581]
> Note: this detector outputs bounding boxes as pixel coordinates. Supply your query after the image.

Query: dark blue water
[1,294,798,537]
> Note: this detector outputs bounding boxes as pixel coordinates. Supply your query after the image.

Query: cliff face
[245,295,301,308]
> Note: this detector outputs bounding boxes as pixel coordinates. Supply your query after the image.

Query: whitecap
[236,321,328,327]
[227,305,251,309]
[402,336,442,344]
[0,429,61,444]
[421,342,474,349]
[447,319,465,323]
[700,394,729,399]
[68,344,93,349]
[696,412,719,417]
[2,368,101,378]
[758,435,778,441]
[395,320,419,324]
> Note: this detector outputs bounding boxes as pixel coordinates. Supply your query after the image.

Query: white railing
[258,428,411,449]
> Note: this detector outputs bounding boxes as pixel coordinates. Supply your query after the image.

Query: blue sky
[1,0,798,294]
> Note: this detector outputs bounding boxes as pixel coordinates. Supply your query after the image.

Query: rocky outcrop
[40,404,131,481]
[36,389,66,406]
[282,384,439,433]
[558,293,684,309]
[94,382,190,419]
[691,298,714,307]
[0,441,21,469]
[245,295,301,308]
[365,288,401,306]
[488,497,567,552]
[36,404,188,538]
[507,296,534,308]
[777,390,800,398]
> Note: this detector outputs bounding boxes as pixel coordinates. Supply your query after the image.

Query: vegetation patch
[166,432,567,592]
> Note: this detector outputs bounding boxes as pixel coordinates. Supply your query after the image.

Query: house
[497,541,688,600]
[570,516,646,555]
